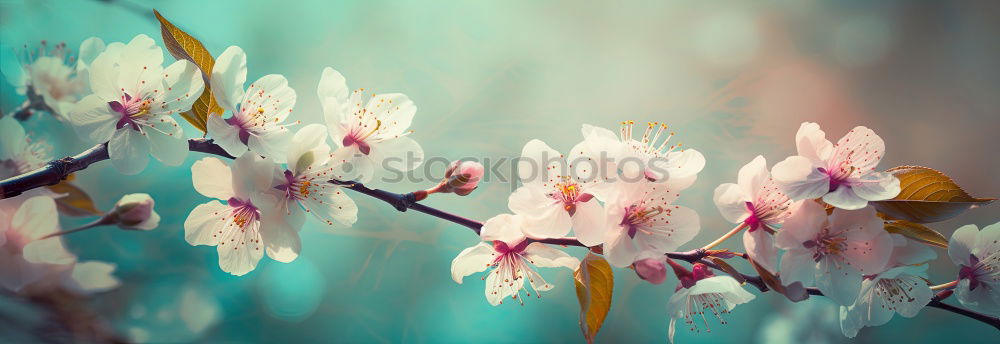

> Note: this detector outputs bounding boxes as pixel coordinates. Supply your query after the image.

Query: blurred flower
[0,195,76,291]
[184,152,298,276]
[107,193,159,230]
[450,214,579,306]
[68,34,204,175]
[666,263,755,343]
[601,179,700,268]
[508,140,603,244]
[207,46,297,161]
[948,221,1000,315]
[439,160,483,196]
[12,40,85,118]
[268,124,358,230]
[713,155,798,273]
[633,251,667,285]
[318,67,423,183]
[775,202,893,305]
[0,116,51,179]
[771,122,900,210]
[573,122,704,183]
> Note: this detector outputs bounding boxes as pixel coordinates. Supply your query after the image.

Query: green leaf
[884,219,949,248]
[154,9,224,134]
[871,166,996,223]
[47,181,101,216]
[574,253,613,344]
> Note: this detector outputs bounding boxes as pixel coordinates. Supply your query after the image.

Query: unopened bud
[107,193,159,230]
[634,257,667,285]
[439,160,484,196]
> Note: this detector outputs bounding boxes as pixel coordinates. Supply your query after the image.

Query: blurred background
[1,0,998,342]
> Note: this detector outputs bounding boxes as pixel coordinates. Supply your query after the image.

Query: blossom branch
[803,287,1000,331]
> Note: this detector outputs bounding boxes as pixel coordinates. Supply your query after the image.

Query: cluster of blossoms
[2,30,998,343]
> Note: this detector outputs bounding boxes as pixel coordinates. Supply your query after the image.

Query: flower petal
[183,201,230,246]
[774,201,827,249]
[795,122,834,164]
[571,199,606,247]
[145,115,188,166]
[368,136,423,173]
[68,94,118,144]
[829,126,885,174]
[823,186,868,210]
[744,229,777,273]
[738,155,769,201]
[772,155,829,201]
[153,60,204,116]
[450,242,495,284]
[108,128,151,175]
[523,242,580,270]
[480,214,526,246]
[713,183,749,224]
[778,249,816,286]
[816,257,863,305]
[517,139,564,187]
[206,114,248,157]
[191,157,234,200]
[287,124,330,175]
[259,206,302,263]
[67,261,120,294]
[850,171,900,202]
[210,46,247,113]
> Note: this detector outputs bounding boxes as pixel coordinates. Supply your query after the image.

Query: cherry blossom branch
[803,287,1000,331]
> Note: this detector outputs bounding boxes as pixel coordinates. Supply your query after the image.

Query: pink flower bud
[634,257,667,285]
[440,160,484,196]
[108,193,159,230]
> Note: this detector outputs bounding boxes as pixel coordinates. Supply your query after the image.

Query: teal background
[2,0,999,342]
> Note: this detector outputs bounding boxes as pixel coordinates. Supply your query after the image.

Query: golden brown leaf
[47,181,101,216]
[574,253,613,344]
[871,166,995,223]
[709,257,746,284]
[154,9,224,134]
[884,219,949,248]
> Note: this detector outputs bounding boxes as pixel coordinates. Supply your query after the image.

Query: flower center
[109,93,153,130]
[276,170,314,201]
[621,204,670,238]
[342,119,380,155]
[802,228,848,261]
[619,120,679,157]
[226,197,261,228]
[548,178,593,216]
[818,165,856,192]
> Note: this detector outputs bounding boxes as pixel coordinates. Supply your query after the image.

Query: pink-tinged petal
[658,149,706,181]
[772,155,830,201]
[603,228,640,268]
[823,186,868,210]
[850,171,900,202]
[520,203,572,239]
[480,214,526,246]
[744,229,777,274]
[843,232,893,275]
[206,114,248,157]
[210,46,247,113]
[795,122,834,164]
[829,126,885,175]
[581,123,620,142]
[68,94,118,144]
[0,251,47,292]
[517,139,565,187]
[191,157,234,200]
[152,60,203,116]
[108,127,151,175]
[948,224,978,266]
[570,199,606,246]
[816,256,863,305]
[713,183,750,224]
[774,201,827,249]
[367,136,424,173]
[976,222,1000,257]
[183,201,230,246]
[145,116,188,166]
[215,229,264,276]
[11,196,60,238]
[637,205,700,254]
[523,242,580,270]
[300,186,358,230]
[287,124,330,175]
[738,155,770,201]
[830,206,883,240]
[450,242,494,284]
[778,249,815,285]
[484,264,525,306]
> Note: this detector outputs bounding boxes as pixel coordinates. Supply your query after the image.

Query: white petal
[259,206,302,263]
[976,221,1000,257]
[369,136,424,173]
[778,249,816,286]
[210,46,247,113]
[480,214,526,245]
[108,128,151,175]
[12,196,60,238]
[517,139,564,187]
[774,201,827,249]
[77,37,106,67]
[68,94,118,143]
[772,155,829,201]
[368,93,416,138]
[22,237,75,265]
[230,152,275,200]
[301,186,358,229]
[183,201,229,246]
[829,126,885,174]
[450,242,495,284]
[117,34,164,97]
[523,242,580,270]
[87,48,121,101]
[571,199,606,246]
[659,149,706,181]
[0,116,26,160]
[153,60,204,116]
[823,186,868,210]
[795,122,834,164]
[247,129,292,162]
[317,67,349,105]
[713,183,750,224]
[518,203,572,239]
[287,124,330,174]
[604,228,640,268]
[637,205,700,253]
[191,157,235,200]
[206,114,248,157]
[851,171,900,201]
[816,257,863,305]
[241,74,296,125]
[144,116,188,166]
[948,224,979,266]
[68,261,120,293]
[216,230,264,276]
[744,229,777,274]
